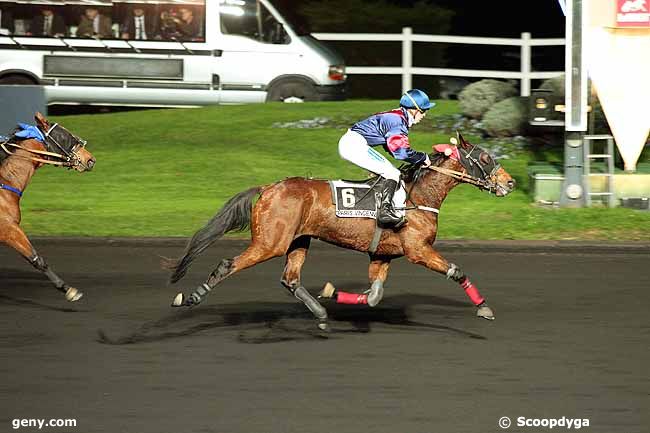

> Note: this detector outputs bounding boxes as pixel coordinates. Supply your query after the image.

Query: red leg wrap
[336,291,369,305]
[461,277,485,306]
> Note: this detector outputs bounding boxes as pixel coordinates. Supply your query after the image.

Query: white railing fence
[313,28,565,97]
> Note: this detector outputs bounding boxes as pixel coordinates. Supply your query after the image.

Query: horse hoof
[318,282,336,299]
[171,293,184,307]
[65,287,83,302]
[317,320,331,333]
[477,305,495,320]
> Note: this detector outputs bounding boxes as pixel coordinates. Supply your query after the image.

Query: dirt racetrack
[0,238,648,433]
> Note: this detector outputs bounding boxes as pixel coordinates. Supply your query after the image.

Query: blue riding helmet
[399,89,435,111]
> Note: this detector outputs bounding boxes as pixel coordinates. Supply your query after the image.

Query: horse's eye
[479,152,491,165]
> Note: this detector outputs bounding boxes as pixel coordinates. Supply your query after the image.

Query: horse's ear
[456,131,472,150]
[34,112,49,129]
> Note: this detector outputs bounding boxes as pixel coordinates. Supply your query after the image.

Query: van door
[214,0,301,103]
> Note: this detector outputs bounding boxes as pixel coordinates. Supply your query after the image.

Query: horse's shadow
[0,269,83,312]
[0,294,81,313]
[98,290,486,345]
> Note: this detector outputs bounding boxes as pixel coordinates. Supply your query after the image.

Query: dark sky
[275,0,568,95]
[435,0,564,38]
[276,0,567,38]
[428,0,567,71]
[431,0,566,38]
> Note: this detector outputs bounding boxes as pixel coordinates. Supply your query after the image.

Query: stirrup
[377,207,406,229]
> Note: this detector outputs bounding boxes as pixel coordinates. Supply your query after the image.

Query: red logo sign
[616,0,650,27]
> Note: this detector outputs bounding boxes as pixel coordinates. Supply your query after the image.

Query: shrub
[482,97,528,137]
[540,74,565,98]
[458,79,517,119]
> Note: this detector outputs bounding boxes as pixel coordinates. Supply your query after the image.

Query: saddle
[328,178,406,220]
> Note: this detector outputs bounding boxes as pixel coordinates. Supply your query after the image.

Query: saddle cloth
[329,180,406,219]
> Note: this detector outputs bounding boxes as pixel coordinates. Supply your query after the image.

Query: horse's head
[431,132,515,197]
[34,112,96,172]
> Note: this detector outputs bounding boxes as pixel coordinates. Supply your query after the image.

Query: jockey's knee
[381,166,401,182]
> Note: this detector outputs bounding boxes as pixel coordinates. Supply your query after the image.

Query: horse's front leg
[0,222,82,301]
[404,243,494,320]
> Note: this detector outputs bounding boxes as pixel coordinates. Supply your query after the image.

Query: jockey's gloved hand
[15,123,45,142]
[421,154,432,167]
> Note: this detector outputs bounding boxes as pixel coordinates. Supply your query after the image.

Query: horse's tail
[163,186,264,283]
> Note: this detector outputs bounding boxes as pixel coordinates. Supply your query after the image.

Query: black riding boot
[377,179,406,229]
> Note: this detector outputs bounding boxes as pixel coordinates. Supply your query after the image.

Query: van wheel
[266,79,319,102]
[0,74,37,85]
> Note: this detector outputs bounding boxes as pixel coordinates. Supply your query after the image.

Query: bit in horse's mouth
[496,184,511,197]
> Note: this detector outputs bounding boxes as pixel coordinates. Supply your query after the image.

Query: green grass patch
[17,100,650,240]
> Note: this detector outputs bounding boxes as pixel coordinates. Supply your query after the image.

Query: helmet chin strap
[405,109,416,127]
[403,92,422,112]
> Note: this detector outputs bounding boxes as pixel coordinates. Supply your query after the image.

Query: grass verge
[16,100,649,240]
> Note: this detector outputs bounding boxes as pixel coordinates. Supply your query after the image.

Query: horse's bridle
[1,123,88,170]
[426,144,501,193]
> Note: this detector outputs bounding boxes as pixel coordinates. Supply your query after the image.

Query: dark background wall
[276,0,567,99]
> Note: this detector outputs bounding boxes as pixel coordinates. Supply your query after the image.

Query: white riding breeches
[338,130,406,213]
[338,130,401,182]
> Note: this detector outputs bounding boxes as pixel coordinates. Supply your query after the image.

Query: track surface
[0,239,648,433]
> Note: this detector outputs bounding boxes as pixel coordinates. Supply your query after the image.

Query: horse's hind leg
[0,223,82,301]
[280,236,329,331]
[175,239,289,307]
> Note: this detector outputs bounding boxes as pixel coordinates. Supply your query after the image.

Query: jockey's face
[409,108,427,125]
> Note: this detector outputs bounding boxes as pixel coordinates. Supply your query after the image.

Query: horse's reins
[0,124,85,168]
[396,148,501,214]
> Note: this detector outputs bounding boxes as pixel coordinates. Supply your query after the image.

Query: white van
[0,0,346,106]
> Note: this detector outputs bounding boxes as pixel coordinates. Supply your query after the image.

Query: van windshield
[268,0,310,36]
[0,0,206,42]
[218,0,308,43]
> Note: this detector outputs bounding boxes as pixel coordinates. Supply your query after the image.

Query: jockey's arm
[386,134,430,166]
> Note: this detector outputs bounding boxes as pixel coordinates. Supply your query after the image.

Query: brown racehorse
[165,132,515,331]
[0,112,96,302]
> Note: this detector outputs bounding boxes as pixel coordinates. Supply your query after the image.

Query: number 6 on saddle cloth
[330,179,408,220]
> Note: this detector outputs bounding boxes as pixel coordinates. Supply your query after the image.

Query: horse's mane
[0,129,29,164]
[399,152,445,184]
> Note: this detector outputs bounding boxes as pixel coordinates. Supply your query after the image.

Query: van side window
[220,0,290,44]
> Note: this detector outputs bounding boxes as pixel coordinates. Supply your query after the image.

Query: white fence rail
[313,28,565,97]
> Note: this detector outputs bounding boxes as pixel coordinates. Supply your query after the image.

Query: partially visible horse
[0,112,96,301]
[165,132,515,331]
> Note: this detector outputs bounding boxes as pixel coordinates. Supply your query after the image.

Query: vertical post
[560,0,587,208]
[520,32,531,97]
[583,137,591,207]
[402,27,412,93]
[606,137,615,208]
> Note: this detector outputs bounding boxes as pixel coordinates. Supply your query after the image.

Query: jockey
[338,88,435,228]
